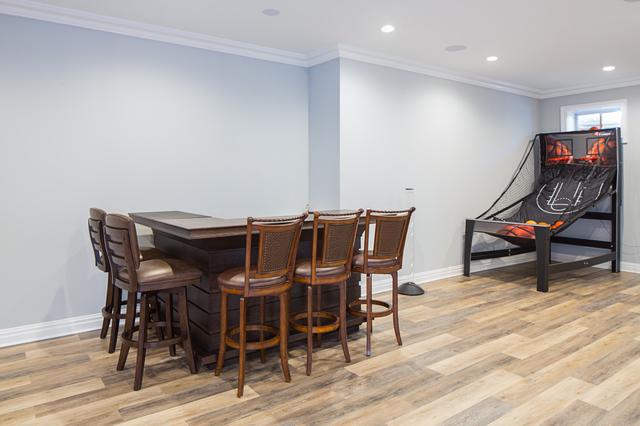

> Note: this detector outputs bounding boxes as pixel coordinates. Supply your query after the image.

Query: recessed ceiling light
[262,8,280,16]
[445,45,467,52]
[602,65,616,72]
[380,24,395,33]
[486,56,499,62]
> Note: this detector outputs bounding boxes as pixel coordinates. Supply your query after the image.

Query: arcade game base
[463,128,623,292]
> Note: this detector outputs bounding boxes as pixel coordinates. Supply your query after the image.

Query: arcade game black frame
[463,128,623,292]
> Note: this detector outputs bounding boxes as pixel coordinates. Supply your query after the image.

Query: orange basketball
[511,225,535,239]
[546,141,572,163]
[550,220,565,230]
[498,224,535,239]
[588,138,617,165]
[498,225,518,237]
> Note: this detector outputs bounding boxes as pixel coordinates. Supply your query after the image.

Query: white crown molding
[306,47,341,67]
[2,0,640,100]
[537,78,640,99]
[0,0,309,66]
[335,44,542,99]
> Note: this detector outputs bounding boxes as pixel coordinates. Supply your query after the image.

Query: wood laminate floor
[1,263,640,425]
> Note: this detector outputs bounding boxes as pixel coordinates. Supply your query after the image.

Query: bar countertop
[130,210,360,240]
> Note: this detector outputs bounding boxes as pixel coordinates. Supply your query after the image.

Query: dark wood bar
[130,211,365,367]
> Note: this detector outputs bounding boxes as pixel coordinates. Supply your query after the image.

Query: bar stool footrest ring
[122,324,184,350]
[225,324,280,351]
[348,299,392,318]
[290,311,340,334]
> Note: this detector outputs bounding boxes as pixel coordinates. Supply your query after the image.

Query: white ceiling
[6,0,640,96]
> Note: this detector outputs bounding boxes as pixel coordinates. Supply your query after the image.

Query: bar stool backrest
[363,208,416,269]
[103,213,142,293]
[245,213,308,296]
[310,209,363,282]
[88,208,109,273]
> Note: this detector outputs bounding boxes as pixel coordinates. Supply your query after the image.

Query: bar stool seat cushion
[294,260,347,278]
[119,259,201,288]
[140,246,164,261]
[218,266,287,288]
[352,251,398,268]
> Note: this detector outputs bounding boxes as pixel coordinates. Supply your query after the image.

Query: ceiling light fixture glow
[380,24,395,33]
[261,8,280,16]
[602,65,616,72]
[486,56,499,62]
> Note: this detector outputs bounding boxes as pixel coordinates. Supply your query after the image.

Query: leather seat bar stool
[103,213,202,390]
[349,208,415,356]
[215,213,307,398]
[88,208,164,353]
[291,209,363,376]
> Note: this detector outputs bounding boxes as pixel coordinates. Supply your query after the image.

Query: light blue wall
[0,14,309,328]
[308,59,340,210]
[539,87,640,265]
[9,11,628,332]
[339,59,540,274]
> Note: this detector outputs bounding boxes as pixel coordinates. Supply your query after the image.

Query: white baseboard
[621,262,640,274]
[552,253,640,274]
[369,253,535,294]
[369,253,640,294]
[2,253,637,349]
[0,313,103,348]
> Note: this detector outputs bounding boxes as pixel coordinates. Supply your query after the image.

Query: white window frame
[560,99,627,137]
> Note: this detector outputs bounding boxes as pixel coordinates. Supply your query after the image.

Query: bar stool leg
[237,296,247,398]
[151,295,165,342]
[117,291,137,370]
[178,287,197,374]
[259,296,266,363]
[165,293,176,356]
[366,274,373,357]
[316,286,322,348]
[215,292,227,376]
[339,281,350,363]
[133,293,148,391]
[391,272,402,346]
[100,271,113,339]
[306,284,313,376]
[108,286,123,354]
[279,292,291,382]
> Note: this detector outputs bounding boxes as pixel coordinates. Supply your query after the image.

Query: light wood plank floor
[1,264,640,425]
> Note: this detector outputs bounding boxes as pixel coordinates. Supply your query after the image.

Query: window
[574,109,621,131]
[561,100,627,134]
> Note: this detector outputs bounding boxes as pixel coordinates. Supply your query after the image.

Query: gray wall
[339,59,540,274]
[308,59,340,210]
[539,87,640,265]
[0,15,309,328]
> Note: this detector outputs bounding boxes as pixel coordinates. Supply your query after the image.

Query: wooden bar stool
[103,213,201,390]
[349,208,415,356]
[215,213,307,397]
[291,210,363,375]
[88,208,164,353]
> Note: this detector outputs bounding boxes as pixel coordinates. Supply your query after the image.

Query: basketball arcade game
[463,128,623,292]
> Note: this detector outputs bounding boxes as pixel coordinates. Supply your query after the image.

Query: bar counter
[130,211,365,367]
